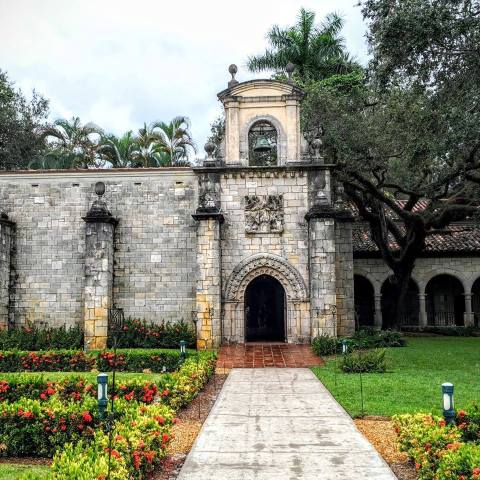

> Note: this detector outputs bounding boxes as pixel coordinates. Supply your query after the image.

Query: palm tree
[151,116,196,166]
[132,123,167,167]
[42,117,103,168]
[97,131,140,168]
[28,151,78,170]
[247,9,358,82]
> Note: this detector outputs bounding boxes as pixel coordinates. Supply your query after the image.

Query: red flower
[60,425,67,432]
[23,411,34,419]
[40,392,47,400]
[439,420,446,427]
[82,412,93,423]
[162,433,170,443]
[77,423,84,430]
[144,451,155,463]
[124,391,135,401]
[458,410,466,418]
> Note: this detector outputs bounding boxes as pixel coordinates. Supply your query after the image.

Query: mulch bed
[153,370,229,479]
[0,457,51,466]
[355,417,417,480]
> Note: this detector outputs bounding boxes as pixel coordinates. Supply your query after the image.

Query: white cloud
[0,0,368,151]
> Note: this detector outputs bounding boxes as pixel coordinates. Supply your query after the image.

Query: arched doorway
[426,274,465,326]
[472,277,480,327]
[354,275,375,329]
[381,277,420,328]
[245,275,285,342]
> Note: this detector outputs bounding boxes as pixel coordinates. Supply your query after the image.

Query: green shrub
[436,442,480,480]
[111,318,196,349]
[0,324,83,351]
[352,328,406,348]
[311,334,338,356]
[311,329,405,358]
[340,349,387,373]
[401,325,479,337]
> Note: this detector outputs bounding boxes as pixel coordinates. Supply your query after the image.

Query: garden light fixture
[97,373,108,420]
[442,382,455,424]
[180,340,187,361]
[341,339,348,355]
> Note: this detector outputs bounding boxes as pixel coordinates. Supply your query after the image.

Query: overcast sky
[0,0,369,158]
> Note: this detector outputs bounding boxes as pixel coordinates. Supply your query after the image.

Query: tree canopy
[0,70,49,170]
[302,0,480,327]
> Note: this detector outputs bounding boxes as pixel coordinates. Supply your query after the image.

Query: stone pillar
[192,212,223,348]
[285,98,301,161]
[418,293,428,327]
[334,218,355,337]
[0,213,14,329]
[82,185,118,350]
[307,216,337,337]
[464,293,474,327]
[224,99,240,164]
[374,294,382,330]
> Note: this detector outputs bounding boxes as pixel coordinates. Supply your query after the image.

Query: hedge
[5,356,216,479]
[394,405,480,479]
[0,348,191,373]
[0,324,83,351]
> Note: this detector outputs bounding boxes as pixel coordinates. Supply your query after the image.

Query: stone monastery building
[0,70,479,349]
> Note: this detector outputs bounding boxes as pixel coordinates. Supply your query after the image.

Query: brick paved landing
[217,343,323,368]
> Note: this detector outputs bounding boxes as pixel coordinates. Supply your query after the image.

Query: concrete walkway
[178,368,396,480]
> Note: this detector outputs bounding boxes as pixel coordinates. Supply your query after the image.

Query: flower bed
[111,318,196,349]
[0,348,191,373]
[394,405,480,479]
[0,355,215,479]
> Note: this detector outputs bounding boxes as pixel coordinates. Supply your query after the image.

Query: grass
[311,337,480,418]
[0,464,49,479]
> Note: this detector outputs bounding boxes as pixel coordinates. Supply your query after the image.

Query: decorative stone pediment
[244,195,284,234]
[224,253,308,302]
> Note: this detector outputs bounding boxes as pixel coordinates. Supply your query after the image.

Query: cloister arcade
[354,272,480,329]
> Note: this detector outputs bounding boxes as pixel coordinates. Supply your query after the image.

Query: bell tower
[192,65,355,348]
[218,64,305,166]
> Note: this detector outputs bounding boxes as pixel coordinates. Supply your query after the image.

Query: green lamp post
[442,382,455,424]
[97,373,108,420]
[180,340,187,362]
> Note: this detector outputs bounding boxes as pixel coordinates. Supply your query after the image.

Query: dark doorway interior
[245,275,285,342]
[354,275,375,329]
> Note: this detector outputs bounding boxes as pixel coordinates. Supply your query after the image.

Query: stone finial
[203,141,217,167]
[228,64,239,88]
[204,142,215,159]
[83,181,118,225]
[286,62,295,83]
[311,137,324,163]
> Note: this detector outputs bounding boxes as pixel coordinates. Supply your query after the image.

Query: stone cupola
[217,65,304,166]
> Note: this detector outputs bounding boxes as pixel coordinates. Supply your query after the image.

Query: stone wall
[0,169,197,328]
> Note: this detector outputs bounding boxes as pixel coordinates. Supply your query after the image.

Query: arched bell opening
[248,120,278,166]
[244,274,285,342]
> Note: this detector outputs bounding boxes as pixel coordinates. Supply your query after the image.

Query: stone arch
[425,273,465,326]
[239,115,287,165]
[223,253,309,343]
[224,253,307,302]
[420,269,468,293]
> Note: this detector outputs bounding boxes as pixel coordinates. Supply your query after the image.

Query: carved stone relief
[197,173,221,212]
[244,195,284,233]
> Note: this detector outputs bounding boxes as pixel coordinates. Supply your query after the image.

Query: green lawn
[0,464,49,479]
[311,337,480,418]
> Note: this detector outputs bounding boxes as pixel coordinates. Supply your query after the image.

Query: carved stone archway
[223,253,310,344]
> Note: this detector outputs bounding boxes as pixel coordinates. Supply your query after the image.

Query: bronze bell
[253,136,271,153]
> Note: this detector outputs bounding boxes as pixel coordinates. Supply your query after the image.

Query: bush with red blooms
[0,396,97,457]
[111,317,196,349]
[0,350,94,372]
[394,406,480,480]
[97,348,184,372]
[0,348,186,373]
